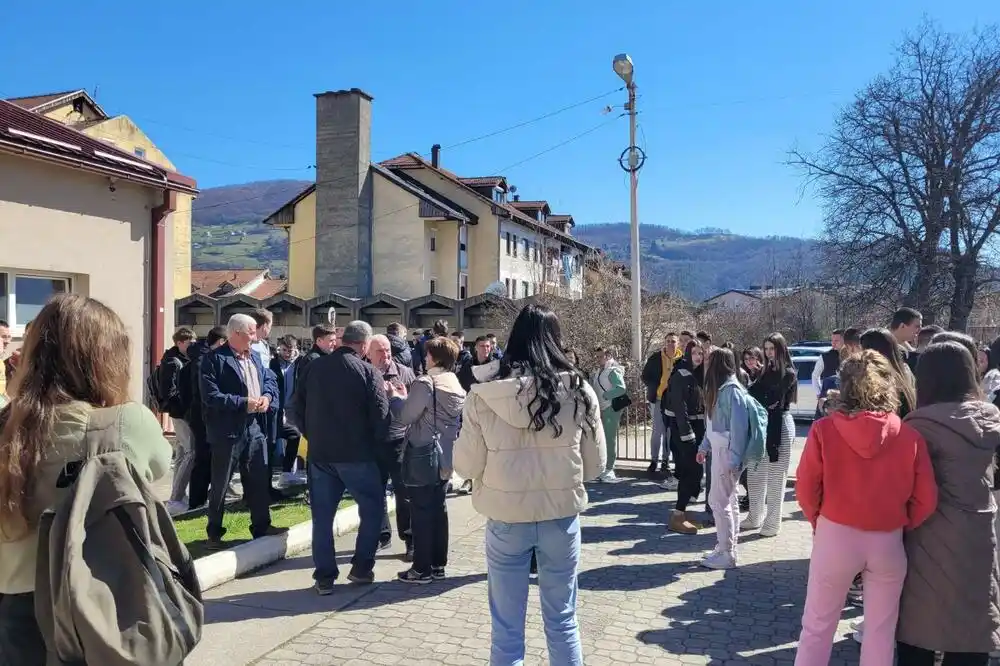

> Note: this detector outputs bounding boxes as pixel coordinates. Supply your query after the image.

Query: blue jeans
[309,461,384,582]
[485,516,583,666]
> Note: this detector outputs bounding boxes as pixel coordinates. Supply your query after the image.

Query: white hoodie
[453,361,607,523]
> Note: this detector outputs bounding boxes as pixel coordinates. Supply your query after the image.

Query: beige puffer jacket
[453,362,607,523]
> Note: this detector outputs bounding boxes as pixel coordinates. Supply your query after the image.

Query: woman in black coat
[664,341,706,535]
[744,333,797,537]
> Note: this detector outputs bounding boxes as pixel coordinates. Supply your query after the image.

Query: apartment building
[261,88,593,303]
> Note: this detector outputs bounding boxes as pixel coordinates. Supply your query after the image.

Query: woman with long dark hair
[454,304,605,665]
[665,341,707,534]
[860,328,916,417]
[742,347,764,384]
[895,342,1000,665]
[0,295,172,664]
[744,332,797,537]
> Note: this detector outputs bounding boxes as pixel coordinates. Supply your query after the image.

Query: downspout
[150,190,177,378]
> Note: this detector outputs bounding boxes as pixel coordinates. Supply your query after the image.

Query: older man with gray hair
[290,320,390,594]
[200,313,283,549]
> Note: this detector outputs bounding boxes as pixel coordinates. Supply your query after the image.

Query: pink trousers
[794,517,906,666]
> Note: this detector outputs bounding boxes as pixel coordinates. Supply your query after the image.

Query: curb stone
[193,496,396,591]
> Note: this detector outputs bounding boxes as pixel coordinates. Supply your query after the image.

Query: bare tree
[790,21,1000,330]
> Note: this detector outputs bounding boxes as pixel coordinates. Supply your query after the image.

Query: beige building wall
[287,192,317,298]
[433,223,459,298]
[372,177,425,298]
[42,103,104,126]
[0,153,174,403]
[392,169,500,294]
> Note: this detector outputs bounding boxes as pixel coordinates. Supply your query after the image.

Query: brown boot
[685,512,704,530]
[669,510,698,534]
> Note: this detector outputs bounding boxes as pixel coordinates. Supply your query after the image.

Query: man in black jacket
[290,320,390,593]
[386,322,413,368]
[640,332,680,481]
[160,327,197,514]
[292,323,338,393]
[457,335,494,392]
[270,335,303,488]
[184,326,228,510]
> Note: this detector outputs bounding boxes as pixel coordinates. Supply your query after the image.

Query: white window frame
[134,146,147,159]
[0,270,72,336]
[459,273,469,300]
[430,231,437,252]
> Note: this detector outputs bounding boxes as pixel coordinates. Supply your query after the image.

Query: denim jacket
[699,376,751,471]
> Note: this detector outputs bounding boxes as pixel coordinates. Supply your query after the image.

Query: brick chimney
[313,88,374,297]
[431,143,441,168]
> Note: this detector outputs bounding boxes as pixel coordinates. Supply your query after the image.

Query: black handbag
[611,394,632,412]
[401,383,443,487]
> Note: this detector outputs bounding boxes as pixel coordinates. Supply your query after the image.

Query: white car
[791,356,821,420]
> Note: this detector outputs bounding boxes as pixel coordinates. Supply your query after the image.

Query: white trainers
[739,518,762,531]
[598,470,619,483]
[701,551,737,570]
[658,476,679,491]
[165,500,189,516]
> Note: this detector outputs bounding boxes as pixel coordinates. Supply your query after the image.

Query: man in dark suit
[201,313,287,550]
[270,335,304,486]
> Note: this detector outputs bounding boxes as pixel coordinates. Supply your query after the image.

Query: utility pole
[613,54,646,361]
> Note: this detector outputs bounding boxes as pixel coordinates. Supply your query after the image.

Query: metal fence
[613,376,656,462]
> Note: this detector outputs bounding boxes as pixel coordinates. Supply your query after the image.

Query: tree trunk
[948,258,978,332]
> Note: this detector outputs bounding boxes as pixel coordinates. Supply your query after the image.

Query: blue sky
[3,1,998,238]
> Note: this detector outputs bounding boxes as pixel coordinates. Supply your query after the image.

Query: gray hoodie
[389,368,466,478]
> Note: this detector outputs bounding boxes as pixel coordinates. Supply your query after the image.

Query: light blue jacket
[699,376,751,471]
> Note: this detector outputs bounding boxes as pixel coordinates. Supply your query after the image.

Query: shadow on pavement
[636,558,860,664]
[206,572,488,623]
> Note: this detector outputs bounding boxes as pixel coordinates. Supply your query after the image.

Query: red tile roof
[547,214,573,222]
[0,100,195,192]
[5,90,80,111]
[191,269,267,297]
[460,176,506,188]
[249,278,288,300]
[511,200,550,210]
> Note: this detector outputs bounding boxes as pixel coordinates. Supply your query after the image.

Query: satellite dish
[509,185,518,194]
[327,306,336,324]
[485,281,507,297]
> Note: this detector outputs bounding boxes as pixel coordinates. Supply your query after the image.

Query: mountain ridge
[190,180,818,301]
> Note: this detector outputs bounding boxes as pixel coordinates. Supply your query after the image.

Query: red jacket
[796,411,937,532]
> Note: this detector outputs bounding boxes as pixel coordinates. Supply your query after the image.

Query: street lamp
[613,53,645,361]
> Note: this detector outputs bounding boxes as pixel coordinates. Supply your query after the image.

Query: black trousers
[896,643,989,666]
[281,431,302,473]
[0,593,46,666]
[377,440,412,547]
[188,432,212,510]
[207,431,272,540]
[669,418,706,512]
[409,480,449,575]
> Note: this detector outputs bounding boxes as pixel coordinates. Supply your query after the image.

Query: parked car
[790,344,832,358]
[791,356,820,420]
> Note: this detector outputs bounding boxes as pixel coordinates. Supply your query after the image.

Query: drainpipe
[150,190,177,377]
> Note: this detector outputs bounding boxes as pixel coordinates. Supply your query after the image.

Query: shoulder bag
[401,381,442,487]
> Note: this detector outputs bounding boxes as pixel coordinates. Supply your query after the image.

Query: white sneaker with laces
[165,500,189,516]
[701,551,737,570]
[598,470,619,483]
[658,477,679,491]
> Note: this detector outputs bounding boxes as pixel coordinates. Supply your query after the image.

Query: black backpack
[146,364,166,411]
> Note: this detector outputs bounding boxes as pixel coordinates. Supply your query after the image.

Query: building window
[430,278,438,294]
[459,225,468,270]
[537,210,545,223]
[522,281,529,298]
[134,147,146,159]
[504,278,511,296]
[0,272,70,332]
[505,232,511,256]
[523,238,529,258]
[430,232,437,252]
[493,188,505,204]
[459,274,468,299]
[512,235,519,258]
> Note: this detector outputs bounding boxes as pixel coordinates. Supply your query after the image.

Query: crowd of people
[3,295,1000,665]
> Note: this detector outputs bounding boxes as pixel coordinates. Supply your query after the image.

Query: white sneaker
[739,518,762,531]
[701,551,737,570]
[165,500,189,516]
[850,619,864,644]
[459,479,473,494]
[598,470,619,483]
[658,477,679,491]
[758,526,780,538]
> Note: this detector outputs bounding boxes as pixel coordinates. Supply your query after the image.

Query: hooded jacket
[390,368,465,478]
[454,360,607,523]
[796,410,937,532]
[591,360,626,412]
[666,361,705,443]
[182,340,210,439]
[897,401,1000,654]
[388,334,413,369]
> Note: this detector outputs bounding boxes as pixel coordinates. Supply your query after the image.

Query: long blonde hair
[0,294,131,536]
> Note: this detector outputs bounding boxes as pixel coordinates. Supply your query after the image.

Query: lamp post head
[612,53,634,86]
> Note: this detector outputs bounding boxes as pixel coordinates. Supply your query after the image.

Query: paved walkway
[187,442,865,665]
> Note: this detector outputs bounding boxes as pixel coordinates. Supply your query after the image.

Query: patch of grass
[176,495,354,560]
